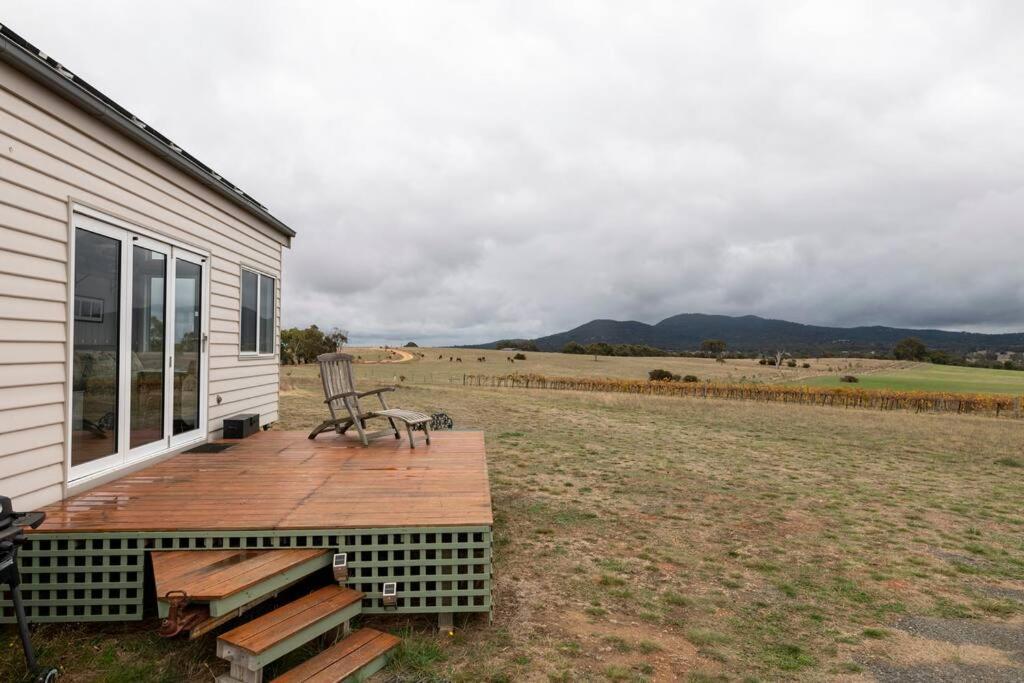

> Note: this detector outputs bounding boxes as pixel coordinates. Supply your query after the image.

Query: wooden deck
[35,431,492,533]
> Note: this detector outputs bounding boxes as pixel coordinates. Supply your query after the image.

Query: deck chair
[308,352,431,448]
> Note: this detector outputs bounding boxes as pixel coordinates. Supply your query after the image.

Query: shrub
[787,359,797,367]
[404,341,418,347]
[758,358,768,365]
[766,358,777,366]
[682,375,700,383]
[648,369,678,382]
[802,362,811,369]
[513,352,527,360]
[840,375,859,383]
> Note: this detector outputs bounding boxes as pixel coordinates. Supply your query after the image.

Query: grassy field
[800,363,1024,395]
[5,363,1023,681]
[350,347,901,386]
[351,346,1024,398]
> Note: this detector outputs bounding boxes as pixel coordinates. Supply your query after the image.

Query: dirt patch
[558,609,708,681]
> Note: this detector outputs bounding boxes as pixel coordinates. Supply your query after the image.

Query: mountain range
[480,314,1024,355]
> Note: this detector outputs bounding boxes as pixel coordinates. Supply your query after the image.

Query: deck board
[34,431,492,533]
[152,549,328,601]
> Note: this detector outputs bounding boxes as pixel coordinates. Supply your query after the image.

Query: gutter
[0,23,296,239]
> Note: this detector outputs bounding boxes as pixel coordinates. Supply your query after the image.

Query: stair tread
[154,549,329,602]
[219,585,364,654]
[269,628,400,683]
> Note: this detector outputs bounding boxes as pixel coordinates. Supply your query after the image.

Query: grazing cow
[449,357,454,362]
[456,357,462,363]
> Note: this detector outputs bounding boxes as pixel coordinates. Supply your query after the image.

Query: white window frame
[239,266,277,358]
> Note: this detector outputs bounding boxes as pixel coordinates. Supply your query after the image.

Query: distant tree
[682,374,700,383]
[325,327,348,349]
[928,350,951,365]
[700,339,727,356]
[562,341,586,354]
[774,350,789,368]
[584,342,614,359]
[493,339,539,352]
[280,325,339,364]
[513,352,527,361]
[404,341,419,347]
[893,337,928,361]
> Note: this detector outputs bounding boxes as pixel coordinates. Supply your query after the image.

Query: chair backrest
[316,352,358,418]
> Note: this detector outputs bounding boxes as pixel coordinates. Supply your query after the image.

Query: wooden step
[270,628,400,683]
[217,585,364,683]
[154,549,331,618]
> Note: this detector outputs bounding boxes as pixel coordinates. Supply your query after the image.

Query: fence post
[1015,396,1021,419]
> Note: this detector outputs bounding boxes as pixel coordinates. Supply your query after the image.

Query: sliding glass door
[170,250,204,445]
[71,215,207,481]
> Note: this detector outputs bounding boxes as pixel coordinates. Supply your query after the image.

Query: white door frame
[66,216,130,481]
[168,247,209,449]
[124,234,172,463]
[66,208,210,485]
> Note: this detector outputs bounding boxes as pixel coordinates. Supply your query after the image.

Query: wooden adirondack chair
[308,352,431,448]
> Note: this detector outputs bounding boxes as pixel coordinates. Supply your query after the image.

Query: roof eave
[0,27,296,240]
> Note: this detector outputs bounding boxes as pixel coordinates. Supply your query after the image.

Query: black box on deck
[223,413,259,439]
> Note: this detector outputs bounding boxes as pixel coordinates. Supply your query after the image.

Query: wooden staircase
[152,549,399,682]
[269,628,400,683]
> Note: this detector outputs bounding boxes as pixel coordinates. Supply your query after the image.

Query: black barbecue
[1,496,58,682]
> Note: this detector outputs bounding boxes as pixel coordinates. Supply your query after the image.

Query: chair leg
[352,419,370,446]
[405,422,416,449]
[346,406,370,446]
[423,423,431,445]
[387,417,401,439]
[309,419,344,440]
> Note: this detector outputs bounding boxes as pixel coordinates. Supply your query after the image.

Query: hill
[477,313,1024,355]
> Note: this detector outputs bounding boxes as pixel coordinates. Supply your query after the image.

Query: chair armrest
[323,391,358,404]
[356,387,396,398]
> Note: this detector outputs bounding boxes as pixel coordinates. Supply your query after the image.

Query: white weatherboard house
[0,26,296,509]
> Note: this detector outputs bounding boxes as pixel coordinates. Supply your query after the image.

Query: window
[241,269,275,355]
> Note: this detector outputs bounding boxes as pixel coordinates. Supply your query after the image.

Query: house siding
[0,62,289,508]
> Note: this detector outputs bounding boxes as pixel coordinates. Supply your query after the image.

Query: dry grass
[347,346,902,386]
[4,363,1022,681]
[287,364,1024,681]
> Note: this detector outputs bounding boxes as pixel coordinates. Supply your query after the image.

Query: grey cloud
[7,1,1023,345]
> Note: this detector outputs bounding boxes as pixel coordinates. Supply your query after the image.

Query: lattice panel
[0,526,492,623]
[1,536,145,622]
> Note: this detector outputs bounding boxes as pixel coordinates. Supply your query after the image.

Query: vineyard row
[453,373,1023,418]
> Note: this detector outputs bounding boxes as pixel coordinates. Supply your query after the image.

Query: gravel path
[862,615,1024,682]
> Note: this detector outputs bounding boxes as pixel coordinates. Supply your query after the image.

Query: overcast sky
[6,2,1023,344]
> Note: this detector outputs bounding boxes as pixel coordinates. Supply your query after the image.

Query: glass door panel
[71,228,123,472]
[129,244,167,451]
[172,256,203,438]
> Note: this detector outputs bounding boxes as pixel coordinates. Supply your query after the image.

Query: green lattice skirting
[0,526,492,623]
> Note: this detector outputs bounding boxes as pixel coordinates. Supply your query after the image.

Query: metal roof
[0,23,296,239]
